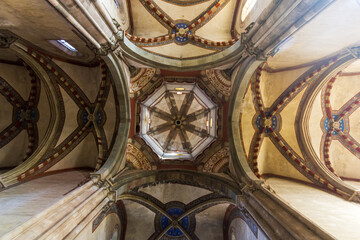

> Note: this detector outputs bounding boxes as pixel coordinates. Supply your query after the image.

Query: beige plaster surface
[240,83,255,158]
[132,0,169,38]
[258,138,310,182]
[330,140,360,180]
[343,60,360,73]
[266,177,360,240]
[153,0,215,21]
[195,0,236,41]
[267,0,360,69]
[0,170,89,237]
[349,107,360,149]
[103,84,117,147]
[0,131,27,168]
[331,75,360,110]
[0,63,30,100]
[0,94,12,133]
[54,60,101,103]
[230,218,268,240]
[123,200,155,240]
[56,87,79,146]
[143,43,215,59]
[49,133,98,171]
[195,203,229,240]
[279,87,306,159]
[37,81,51,146]
[74,212,120,240]
[260,67,309,107]
[140,183,211,204]
[309,88,323,159]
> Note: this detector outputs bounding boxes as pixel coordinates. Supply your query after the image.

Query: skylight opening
[241,0,257,22]
[57,40,78,52]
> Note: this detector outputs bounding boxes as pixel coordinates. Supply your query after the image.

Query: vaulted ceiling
[126,0,241,58]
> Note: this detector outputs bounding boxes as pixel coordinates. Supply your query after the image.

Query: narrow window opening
[49,39,82,57]
[57,39,78,52]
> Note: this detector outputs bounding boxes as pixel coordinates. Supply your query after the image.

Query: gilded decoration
[130,68,157,94]
[126,143,152,170]
[203,146,229,172]
[204,69,231,98]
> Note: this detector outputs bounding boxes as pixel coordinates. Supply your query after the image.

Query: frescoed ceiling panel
[127,0,239,59]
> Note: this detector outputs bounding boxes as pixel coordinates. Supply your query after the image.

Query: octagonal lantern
[140,82,217,160]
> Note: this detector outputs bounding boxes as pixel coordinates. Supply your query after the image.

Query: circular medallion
[324,114,345,135]
[254,111,281,133]
[172,23,191,44]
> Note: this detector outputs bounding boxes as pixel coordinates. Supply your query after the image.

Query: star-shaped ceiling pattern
[140,82,217,160]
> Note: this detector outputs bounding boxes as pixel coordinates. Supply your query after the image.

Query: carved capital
[0,34,17,48]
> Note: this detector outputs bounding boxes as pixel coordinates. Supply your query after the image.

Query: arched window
[241,0,257,22]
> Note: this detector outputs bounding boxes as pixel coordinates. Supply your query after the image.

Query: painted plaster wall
[124,200,155,239]
[195,203,229,240]
[229,218,268,240]
[266,177,360,240]
[74,213,121,240]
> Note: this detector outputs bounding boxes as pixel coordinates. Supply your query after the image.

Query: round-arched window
[241,0,257,22]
